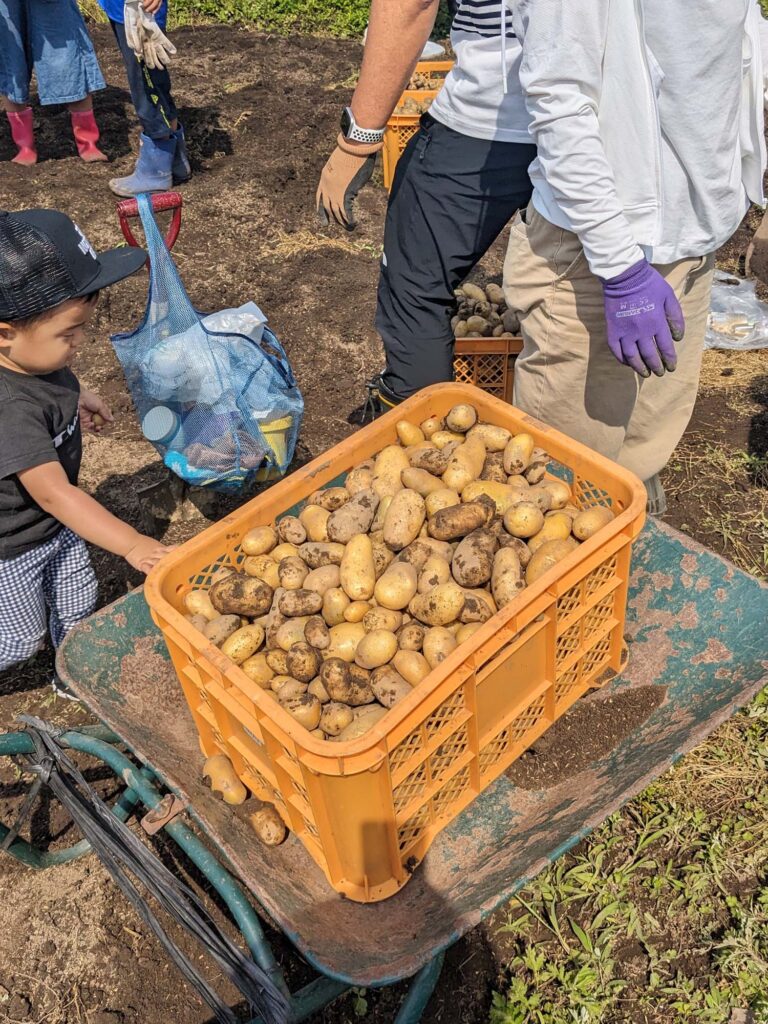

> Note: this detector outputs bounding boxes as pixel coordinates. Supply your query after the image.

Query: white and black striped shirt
[452,0,516,39]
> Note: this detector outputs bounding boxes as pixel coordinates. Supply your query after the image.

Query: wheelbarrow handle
[116,191,183,253]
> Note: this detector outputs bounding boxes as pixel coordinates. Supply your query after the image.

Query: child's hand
[80,390,114,433]
[125,536,175,574]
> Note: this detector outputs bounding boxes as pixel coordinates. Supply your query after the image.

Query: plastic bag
[111,195,303,493]
[704,271,768,350]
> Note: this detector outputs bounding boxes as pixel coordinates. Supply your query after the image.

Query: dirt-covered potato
[370,494,393,534]
[442,435,486,492]
[461,480,525,516]
[524,448,548,484]
[186,613,210,633]
[428,497,494,541]
[527,512,573,554]
[277,555,310,591]
[203,755,246,805]
[409,582,465,626]
[572,506,614,541]
[355,629,398,669]
[322,587,350,626]
[526,538,579,585]
[286,641,322,682]
[451,529,497,588]
[460,591,495,623]
[421,626,457,669]
[304,613,330,649]
[275,617,311,652]
[425,489,460,517]
[504,501,545,539]
[203,614,241,647]
[371,540,396,578]
[480,452,508,483]
[395,621,425,651]
[320,658,375,705]
[248,805,287,846]
[209,573,273,617]
[277,515,306,546]
[241,652,274,688]
[503,433,535,475]
[326,490,379,544]
[221,624,265,664]
[497,533,533,568]
[372,445,410,499]
[326,621,367,662]
[525,485,554,513]
[303,564,341,596]
[281,693,322,730]
[492,547,525,607]
[345,465,374,496]
[307,486,350,511]
[445,403,478,433]
[374,560,418,610]
[184,589,218,622]
[383,489,427,551]
[417,554,451,594]
[362,607,403,633]
[332,704,388,741]
[465,314,491,336]
[408,447,451,476]
[243,554,281,589]
[340,534,376,601]
[396,420,425,447]
[266,648,290,674]
[241,526,277,557]
[262,598,287,650]
[394,539,433,572]
[371,666,412,708]
[299,542,346,568]
[308,677,331,703]
[273,677,309,700]
[319,701,354,736]
[278,588,323,617]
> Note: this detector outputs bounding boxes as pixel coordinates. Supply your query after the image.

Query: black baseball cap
[0,208,147,322]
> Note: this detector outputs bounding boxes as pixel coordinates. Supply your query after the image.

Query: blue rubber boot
[172,124,191,183]
[109,133,175,197]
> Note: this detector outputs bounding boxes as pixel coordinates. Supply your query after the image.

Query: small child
[1,0,108,165]
[0,208,172,683]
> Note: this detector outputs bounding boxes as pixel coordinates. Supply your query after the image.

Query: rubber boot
[6,109,37,166]
[644,474,668,516]
[171,124,191,183]
[109,132,175,197]
[70,110,108,162]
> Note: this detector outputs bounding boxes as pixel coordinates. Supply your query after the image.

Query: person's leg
[376,116,535,401]
[1,0,36,163]
[0,542,52,672]
[42,528,98,649]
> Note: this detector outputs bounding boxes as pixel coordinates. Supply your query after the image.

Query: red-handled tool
[116,191,183,255]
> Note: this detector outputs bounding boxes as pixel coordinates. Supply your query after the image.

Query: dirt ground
[0,24,766,1024]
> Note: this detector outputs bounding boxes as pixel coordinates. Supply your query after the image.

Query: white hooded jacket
[511,0,768,279]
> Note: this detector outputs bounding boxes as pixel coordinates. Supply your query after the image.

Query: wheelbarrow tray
[57,518,768,988]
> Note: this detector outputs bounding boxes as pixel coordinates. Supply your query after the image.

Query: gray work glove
[124,0,177,69]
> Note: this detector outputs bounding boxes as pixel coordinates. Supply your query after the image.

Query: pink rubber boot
[70,110,108,162]
[6,109,37,166]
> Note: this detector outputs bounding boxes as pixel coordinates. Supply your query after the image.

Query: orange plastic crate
[145,383,646,903]
[454,335,524,403]
[382,61,454,191]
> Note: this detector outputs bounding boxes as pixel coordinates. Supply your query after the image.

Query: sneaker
[644,474,668,516]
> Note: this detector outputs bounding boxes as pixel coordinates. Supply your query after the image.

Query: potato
[429,497,494,541]
[308,677,331,703]
[524,448,548,484]
[572,506,614,541]
[241,526,277,557]
[527,512,573,554]
[304,614,331,651]
[340,533,376,601]
[466,314,491,336]
[420,416,444,438]
[497,533,533,568]
[262,595,287,649]
[299,542,346,568]
[266,648,290,674]
[275,617,311,651]
[299,505,330,543]
[525,538,579,585]
[394,539,433,572]
[355,629,398,670]
[327,489,380,544]
[278,588,323,617]
[277,515,306,546]
[485,282,505,305]
[382,489,427,552]
[409,582,465,626]
[370,494,393,534]
[332,705,388,742]
[374,561,418,610]
[278,555,310,591]
[503,433,535,475]
[203,614,241,647]
[396,420,425,447]
[460,590,495,623]
[183,589,218,621]
[344,600,371,623]
[481,452,508,484]
[396,621,425,651]
[281,693,322,731]
[456,622,483,644]
[326,621,367,663]
[525,485,554,513]
[462,281,486,303]
[372,445,410,499]
[320,658,375,705]
[203,755,246,805]
[540,478,572,510]
[392,649,430,686]
[307,486,350,511]
[417,554,452,594]
[243,555,281,589]
[273,677,309,700]
[303,564,341,595]
[444,403,477,433]
[425,488,460,517]
[286,641,322,683]
[345,465,374,495]
[451,529,497,588]
[503,501,545,539]
[248,805,287,846]
[492,547,525,608]
[371,666,413,708]
[461,480,525,516]
[272,542,300,562]
[241,652,274,688]
[422,627,457,669]
[319,701,355,737]
[221,624,265,664]
[209,573,273,617]
[408,447,450,475]
[468,423,511,452]
[431,429,465,449]
[322,587,350,626]
[400,467,445,499]
[442,435,486,492]
[371,540,395,578]
[363,607,403,633]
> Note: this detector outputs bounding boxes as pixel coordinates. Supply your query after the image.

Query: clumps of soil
[506,685,667,790]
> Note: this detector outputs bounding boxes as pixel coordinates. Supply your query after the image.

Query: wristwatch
[340,107,386,145]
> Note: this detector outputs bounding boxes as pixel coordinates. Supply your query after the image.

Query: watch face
[340,108,352,137]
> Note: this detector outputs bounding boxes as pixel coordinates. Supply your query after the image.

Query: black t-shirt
[0,366,82,558]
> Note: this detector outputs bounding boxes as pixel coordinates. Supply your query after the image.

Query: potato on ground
[383,489,426,551]
[327,489,380,544]
[209,573,273,617]
[203,755,246,805]
[249,805,287,846]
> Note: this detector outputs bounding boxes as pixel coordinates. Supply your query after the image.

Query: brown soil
[0,22,765,1024]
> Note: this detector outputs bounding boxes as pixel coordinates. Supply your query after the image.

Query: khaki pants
[504,205,715,482]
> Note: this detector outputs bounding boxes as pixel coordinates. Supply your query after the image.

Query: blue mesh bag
[111,194,303,494]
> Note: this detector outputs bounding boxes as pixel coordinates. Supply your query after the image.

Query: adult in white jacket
[505,0,768,512]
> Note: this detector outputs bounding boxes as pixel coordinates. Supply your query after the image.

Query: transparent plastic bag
[704,271,768,350]
[111,195,303,493]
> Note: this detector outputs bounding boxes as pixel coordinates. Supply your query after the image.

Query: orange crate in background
[382,60,454,191]
[145,384,646,904]
[454,335,524,403]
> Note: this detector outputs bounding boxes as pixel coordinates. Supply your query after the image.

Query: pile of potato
[394,95,434,115]
[453,281,520,339]
[183,403,615,747]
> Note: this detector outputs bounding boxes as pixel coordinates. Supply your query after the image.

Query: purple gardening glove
[602,259,686,377]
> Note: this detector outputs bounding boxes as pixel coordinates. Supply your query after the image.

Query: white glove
[124,0,177,70]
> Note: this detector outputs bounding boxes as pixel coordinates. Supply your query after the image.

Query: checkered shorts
[0,528,98,672]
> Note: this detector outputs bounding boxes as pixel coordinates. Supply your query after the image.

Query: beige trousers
[503,205,716,482]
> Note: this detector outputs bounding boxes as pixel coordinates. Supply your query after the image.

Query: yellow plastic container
[146,384,646,903]
[382,60,454,191]
[253,415,292,482]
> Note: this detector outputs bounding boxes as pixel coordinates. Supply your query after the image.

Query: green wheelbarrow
[0,517,765,1023]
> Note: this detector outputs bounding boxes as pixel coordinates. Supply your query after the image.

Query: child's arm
[17,462,171,574]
